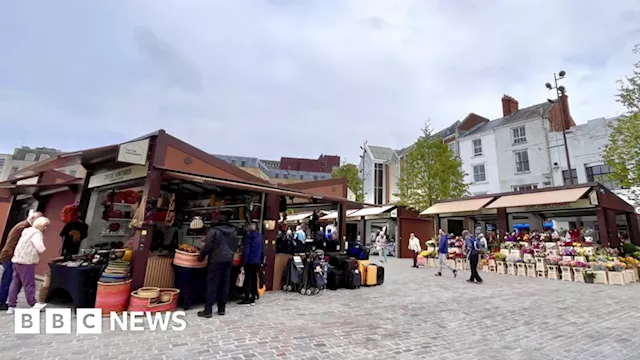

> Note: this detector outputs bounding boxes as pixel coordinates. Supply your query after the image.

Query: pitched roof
[367,145,396,161]
[462,102,553,137]
[434,120,460,139]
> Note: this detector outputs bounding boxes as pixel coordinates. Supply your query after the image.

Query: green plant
[332,163,364,202]
[495,253,506,261]
[622,243,639,257]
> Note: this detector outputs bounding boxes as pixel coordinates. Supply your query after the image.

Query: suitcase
[345,269,361,289]
[327,267,345,290]
[357,260,369,285]
[341,258,358,272]
[329,254,348,267]
[365,264,378,286]
[376,265,385,285]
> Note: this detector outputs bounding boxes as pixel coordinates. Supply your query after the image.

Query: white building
[459,95,576,194]
[0,146,85,181]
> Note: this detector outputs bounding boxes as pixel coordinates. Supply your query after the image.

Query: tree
[332,163,364,202]
[603,45,640,200]
[395,123,467,211]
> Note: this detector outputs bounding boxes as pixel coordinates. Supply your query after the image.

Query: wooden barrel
[173,250,207,268]
[128,289,179,313]
[95,280,132,315]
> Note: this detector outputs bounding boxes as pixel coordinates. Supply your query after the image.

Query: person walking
[408,233,422,268]
[376,231,388,263]
[435,229,457,277]
[7,216,50,314]
[198,210,239,318]
[238,223,264,306]
[0,210,42,311]
[464,230,483,284]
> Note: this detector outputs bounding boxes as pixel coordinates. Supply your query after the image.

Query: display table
[46,263,104,309]
[173,265,207,310]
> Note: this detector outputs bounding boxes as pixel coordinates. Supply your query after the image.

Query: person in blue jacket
[435,229,457,278]
[238,222,264,306]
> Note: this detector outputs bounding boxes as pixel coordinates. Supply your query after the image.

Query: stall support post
[596,207,609,247]
[358,217,365,243]
[262,194,279,291]
[77,171,93,222]
[131,168,162,290]
[607,209,620,249]
[497,208,508,240]
[338,203,347,250]
[626,212,640,246]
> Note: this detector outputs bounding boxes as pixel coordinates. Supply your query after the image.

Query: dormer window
[39,154,50,161]
[25,153,36,161]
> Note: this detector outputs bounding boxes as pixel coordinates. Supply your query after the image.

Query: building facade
[1,147,85,181]
[213,153,338,184]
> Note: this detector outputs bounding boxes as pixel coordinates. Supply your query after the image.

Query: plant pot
[585,277,594,284]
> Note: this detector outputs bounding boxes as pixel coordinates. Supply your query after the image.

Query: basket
[128,288,180,313]
[95,280,132,315]
[136,287,160,299]
[173,250,207,268]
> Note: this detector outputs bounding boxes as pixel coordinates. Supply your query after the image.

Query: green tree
[603,45,640,199]
[332,163,364,202]
[395,123,467,211]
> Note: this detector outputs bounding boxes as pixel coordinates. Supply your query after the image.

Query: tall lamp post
[545,71,573,185]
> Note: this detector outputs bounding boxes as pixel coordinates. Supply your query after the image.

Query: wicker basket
[95,280,132,315]
[128,288,179,313]
[137,287,160,299]
[173,250,207,268]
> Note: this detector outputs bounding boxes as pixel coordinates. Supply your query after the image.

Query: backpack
[471,237,480,252]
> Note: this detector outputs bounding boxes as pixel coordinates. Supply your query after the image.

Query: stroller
[300,250,327,295]
[282,256,305,292]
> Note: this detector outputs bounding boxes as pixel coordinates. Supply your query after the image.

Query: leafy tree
[332,163,364,202]
[603,45,640,199]
[395,123,467,211]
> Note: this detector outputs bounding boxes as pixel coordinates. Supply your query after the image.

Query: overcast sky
[1,1,639,163]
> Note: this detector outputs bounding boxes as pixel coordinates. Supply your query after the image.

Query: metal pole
[553,73,573,185]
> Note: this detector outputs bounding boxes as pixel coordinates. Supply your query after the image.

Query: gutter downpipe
[543,113,556,188]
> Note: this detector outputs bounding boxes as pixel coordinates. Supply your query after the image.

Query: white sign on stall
[16,176,39,185]
[88,164,149,188]
[117,139,149,166]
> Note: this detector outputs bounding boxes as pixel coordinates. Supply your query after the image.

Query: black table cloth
[173,265,207,310]
[46,263,104,309]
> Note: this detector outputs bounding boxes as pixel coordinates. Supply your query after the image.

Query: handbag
[190,216,204,229]
[236,267,245,287]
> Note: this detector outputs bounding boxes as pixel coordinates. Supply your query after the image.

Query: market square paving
[1,257,640,360]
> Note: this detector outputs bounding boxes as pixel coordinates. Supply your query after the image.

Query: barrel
[173,250,207,268]
[95,280,132,315]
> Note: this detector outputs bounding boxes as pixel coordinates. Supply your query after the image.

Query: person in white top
[7,217,50,314]
[408,233,422,268]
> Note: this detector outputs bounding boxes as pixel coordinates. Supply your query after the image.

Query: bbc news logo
[14,308,187,334]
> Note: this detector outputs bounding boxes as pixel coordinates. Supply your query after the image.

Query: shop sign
[88,164,148,188]
[588,190,599,206]
[16,176,39,185]
[510,199,593,213]
[365,213,392,220]
[15,309,186,334]
[117,139,149,166]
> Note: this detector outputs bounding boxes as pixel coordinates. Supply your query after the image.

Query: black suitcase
[327,267,345,290]
[345,269,361,289]
[341,258,358,272]
[329,254,348,267]
[376,265,385,285]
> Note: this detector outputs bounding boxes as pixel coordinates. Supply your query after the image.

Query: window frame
[25,153,36,161]
[512,126,527,145]
[585,164,621,190]
[374,163,384,204]
[511,184,538,192]
[514,150,530,174]
[562,169,578,185]
[472,138,483,156]
[472,163,486,183]
[39,154,50,161]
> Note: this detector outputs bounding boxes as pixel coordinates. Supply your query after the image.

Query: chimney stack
[558,93,576,129]
[501,95,519,117]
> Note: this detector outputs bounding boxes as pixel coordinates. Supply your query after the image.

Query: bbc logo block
[15,308,103,334]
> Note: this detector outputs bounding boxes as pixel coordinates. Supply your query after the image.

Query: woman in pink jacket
[7,217,50,313]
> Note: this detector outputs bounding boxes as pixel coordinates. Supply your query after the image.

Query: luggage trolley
[300,249,327,295]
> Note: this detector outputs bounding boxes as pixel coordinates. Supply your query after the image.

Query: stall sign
[15,308,187,334]
[16,176,39,185]
[588,190,599,206]
[365,213,392,220]
[510,199,593,213]
[117,138,150,166]
[88,164,149,188]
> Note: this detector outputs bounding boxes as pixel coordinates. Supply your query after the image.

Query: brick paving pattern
[1,258,640,359]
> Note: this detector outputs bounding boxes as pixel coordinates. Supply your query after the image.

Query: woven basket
[173,250,207,268]
[95,280,132,315]
[43,271,51,288]
[137,287,160,298]
[128,288,179,313]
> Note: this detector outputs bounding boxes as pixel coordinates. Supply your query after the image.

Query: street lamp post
[545,71,574,185]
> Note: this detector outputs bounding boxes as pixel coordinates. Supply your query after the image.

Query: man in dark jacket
[238,222,264,306]
[197,210,238,318]
[464,230,483,284]
[0,210,42,310]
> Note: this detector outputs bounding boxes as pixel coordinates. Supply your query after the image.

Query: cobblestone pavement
[2,257,640,360]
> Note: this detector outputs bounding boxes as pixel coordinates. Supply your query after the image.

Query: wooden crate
[496,261,506,274]
[507,262,516,276]
[560,266,574,281]
[608,271,625,286]
[573,268,585,283]
[593,270,608,284]
[526,263,536,278]
[547,265,559,280]
[516,263,526,276]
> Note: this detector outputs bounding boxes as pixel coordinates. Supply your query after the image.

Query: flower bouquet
[495,253,507,262]
[573,261,588,268]
[546,255,562,265]
[589,262,607,271]
[613,262,627,272]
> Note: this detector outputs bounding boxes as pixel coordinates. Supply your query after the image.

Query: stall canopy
[163,170,320,200]
[321,209,358,220]
[485,187,590,209]
[420,197,495,215]
[348,205,396,218]
[285,212,314,223]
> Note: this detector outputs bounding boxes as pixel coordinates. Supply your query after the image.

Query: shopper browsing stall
[7,217,51,314]
[0,210,42,311]
[238,223,264,306]
[197,210,238,318]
